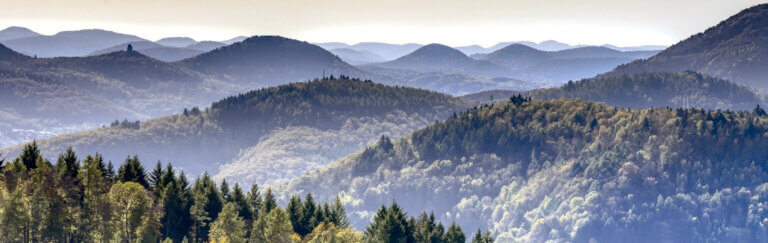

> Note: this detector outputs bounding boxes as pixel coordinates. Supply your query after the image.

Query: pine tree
[55,147,85,242]
[262,188,277,214]
[364,202,410,242]
[220,179,231,202]
[20,141,40,170]
[190,173,222,242]
[230,183,252,221]
[149,161,163,191]
[299,193,318,236]
[247,182,263,221]
[443,222,466,243]
[286,194,304,235]
[471,229,494,243]
[117,155,148,188]
[329,196,350,228]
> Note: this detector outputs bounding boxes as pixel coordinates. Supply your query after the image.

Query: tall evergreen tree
[247,182,263,221]
[230,183,252,221]
[443,222,466,243]
[262,188,277,214]
[286,194,304,235]
[149,161,163,191]
[299,193,319,236]
[117,155,148,188]
[19,141,40,170]
[220,179,231,202]
[190,172,222,242]
[364,202,410,242]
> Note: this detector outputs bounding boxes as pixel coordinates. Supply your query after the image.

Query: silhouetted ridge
[0,43,30,62]
[604,4,768,89]
[180,35,365,85]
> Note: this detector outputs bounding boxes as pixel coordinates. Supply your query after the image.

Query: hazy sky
[0,0,765,46]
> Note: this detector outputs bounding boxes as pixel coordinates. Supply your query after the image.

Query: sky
[0,0,765,47]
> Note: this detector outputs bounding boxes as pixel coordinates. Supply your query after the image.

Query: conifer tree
[262,188,277,214]
[299,193,318,236]
[286,194,304,235]
[230,183,252,221]
[117,155,148,188]
[20,141,40,170]
[443,222,466,243]
[247,182,263,220]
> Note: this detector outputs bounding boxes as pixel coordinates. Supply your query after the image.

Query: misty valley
[2,2,768,243]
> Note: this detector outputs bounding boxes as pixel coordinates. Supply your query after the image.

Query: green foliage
[117,155,148,188]
[285,98,768,242]
[529,71,762,110]
[471,229,494,243]
[209,202,247,243]
[20,141,40,170]
[109,181,160,242]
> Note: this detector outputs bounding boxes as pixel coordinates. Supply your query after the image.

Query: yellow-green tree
[251,206,295,243]
[305,222,363,243]
[209,202,247,243]
[109,181,161,242]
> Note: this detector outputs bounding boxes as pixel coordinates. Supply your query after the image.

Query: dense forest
[0,77,471,185]
[0,145,493,242]
[528,71,763,110]
[282,98,768,242]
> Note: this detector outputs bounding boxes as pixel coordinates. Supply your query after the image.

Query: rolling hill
[603,4,768,89]
[1,29,145,57]
[280,98,768,242]
[528,71,763,110]
[0,43,240,146]
[90,41,204,62]
[0,78,471,186]
[0,26,41,41]
[185,41,227,52]
[367,44,511,78]
[479,45,658,82]
[156,37,197,47]
[180,36,370,86]
[328,48,386,65]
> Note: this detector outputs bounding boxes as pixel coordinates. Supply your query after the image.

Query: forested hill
[602,4,768,89]
[179,36,373,86]
[1,77,470,186]
[528,71,763,110]
[281,98,768,242]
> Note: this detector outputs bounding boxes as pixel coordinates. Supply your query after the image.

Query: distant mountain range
[327,48,386,65]
[179,36,372,86]
[602,4,768,90]
[0,26,41,41]
[0,26,244,59]
[362,43,658,83]
[89,41,205,62]
[366,44,510,77]
[317,40,666,62]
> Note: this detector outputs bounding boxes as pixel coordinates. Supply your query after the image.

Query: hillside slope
[528,71,763,110]
[480,45,657,82]
[0,78,470,185]
[281,99,768,242]
[603,4,768,89]
[368,44,510,77]
[1,29,145,57]
[180,36,370,86]
[0,44,239,146]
